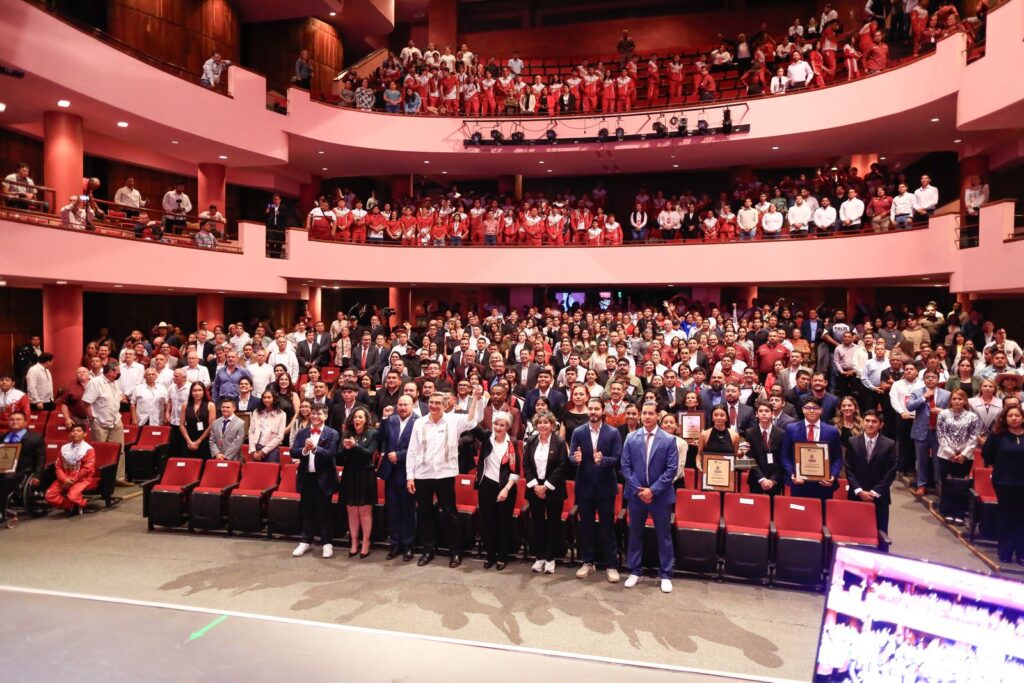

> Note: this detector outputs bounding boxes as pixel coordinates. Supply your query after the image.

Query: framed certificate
[701,454,735,492]
[795,442,830,481]
[0,443,21,474]
[238,412,251,441]
[679,411,704,441]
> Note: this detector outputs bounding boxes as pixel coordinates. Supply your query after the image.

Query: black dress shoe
[449,555,462,568]
[348,550,359,558]
[360,550,371,559]
[403,550,415,562]
[483,559,495,569]
[417,552,435,567]
[386,550,399,560]
[496,561,507,571]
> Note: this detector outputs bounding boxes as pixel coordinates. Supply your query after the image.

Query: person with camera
[59,195,95,230]
[161,180,192,234]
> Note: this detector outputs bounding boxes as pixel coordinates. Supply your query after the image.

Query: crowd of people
[3,290,1024,572]
[323,1,989,116]
[302,166,945,246]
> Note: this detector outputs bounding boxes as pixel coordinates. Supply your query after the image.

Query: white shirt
[484,437,518,484]
[913,185,939,211]
[786,60,814,84]
[770,76,789,94]
[762,211,783,233]
[787,203,811,228]
[117,362,146,398]
[305,427,322,472]
[657,209,681,231]
[813,205,837,228]
[964,184,989,211]
[132,383,168,426]
[890,192,914,218]
[527,437,555,490]
[890,378,924,415]
[406,401,484,480]
[839,197,865,223]
[737,207,759,232]
[167,383,190,426]
[82,376,122,428]
[114,185,144,208]
[229,332,251,355]
[162,190,192,215]
[184,364,212,387]
[247,362,274,396]
[25,363,53,404]
[268,349,300,382]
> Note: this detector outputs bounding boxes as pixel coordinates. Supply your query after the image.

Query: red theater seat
[452,474,479,554]
[825,499,890,563]
[126,425,172,481]
[227,462,280,533]
[82,442,121,508]
[673,489,722,575]
[188,460,241,531]
[143,458,203,529]
[969,468,998,542]
[772,496,825,588]
[267,463,301,537]
[722,493,771,581]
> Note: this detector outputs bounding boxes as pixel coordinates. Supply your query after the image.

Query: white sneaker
[544,560,556,574]
[606,568,621,583]
[661,579,673,594]
[576,563,595,579]
[624,574,641,588]
[322,544,334,559]
[531,559,545,573]
[292,542,311,557]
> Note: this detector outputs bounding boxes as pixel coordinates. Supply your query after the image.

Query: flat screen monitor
[554,291,586,309]
[814,547,1024,682]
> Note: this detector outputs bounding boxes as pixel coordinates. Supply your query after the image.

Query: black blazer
[680,211,700,238]
[235,395,261,413]
[656,386,685,414]
[845,433,899,504]
[15,430,46,479]
[521,432,568,497]
[468,426,521,490]
[289,426,340,495]
[800,319,825,346]
[742,423,786,489]
[352,344,384,375]
[296,340,326,369]
[512,362,541,391]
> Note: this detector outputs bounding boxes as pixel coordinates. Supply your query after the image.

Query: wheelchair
[2,473,49,529]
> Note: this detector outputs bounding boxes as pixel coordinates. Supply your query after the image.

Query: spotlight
[510,131,525,143]
[490,129,504,142]
[722,108,732,134]
[615,126,625,141]
[597,127,609,142]
[652,122,668,138]
[678,116,688,136]
[545,129,557,142]
[696,117,709,135]
[470,131,482,145]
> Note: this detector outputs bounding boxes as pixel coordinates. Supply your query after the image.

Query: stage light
[615,126,625,141]
[678,116,688,136]
[722,108,732,134]
[490,129,504,142]
[545,129,557,142]
[696,117,709,135]
[652,122,668,138]
[597,127,609,142]
[510,131,525,143]
[470,131,482,145]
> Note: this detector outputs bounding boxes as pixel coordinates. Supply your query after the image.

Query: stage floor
[0,587,796,682]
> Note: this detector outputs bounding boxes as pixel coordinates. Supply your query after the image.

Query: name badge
[626,386,635,394]
[739,497,754,506]
[692,494,706,501]
[766,452,774,465]
[196,422,204,431]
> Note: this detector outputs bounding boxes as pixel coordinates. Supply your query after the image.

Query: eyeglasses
[803,405,822,411]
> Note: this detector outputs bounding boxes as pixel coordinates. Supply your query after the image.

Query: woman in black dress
[982,406,1024,564]
[560,384,590,480]
[696,405,739,487]
[339,406,378,558]
[832,395,863,459]
[272,373,301,434]
[181,381,215,459]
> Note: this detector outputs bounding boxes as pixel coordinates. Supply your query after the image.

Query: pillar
[427,0,458,50]
[197,162,226,214]
[307,286,322,324]
[731,285,759,308]
[389,287,410,326]
[42,284,83,388]
[299,175,322,213]
[849,153,878,176]
[197,293,225,329]
[43,111,84,214]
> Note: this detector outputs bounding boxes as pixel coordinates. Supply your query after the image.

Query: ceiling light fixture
[423,160,430,164]
[57,99,71,108]
[55,280,68,285]
[0,103,7,113]
[321,167,328,171]
[317,150,325,155]
[0,280,7,287]
[953,138,962,143]
[672,164,679,168]
[771,146,779,150]
[329,11,336,16]
[538,160,545,165]
[930,117,940,122]
[113,284,123,288]
[117,121,128,128]
[171,140,179,144]
[218,155,228,159]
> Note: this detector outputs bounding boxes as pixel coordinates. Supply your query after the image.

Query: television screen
[814,547,1024,682]
[554,291,585,309]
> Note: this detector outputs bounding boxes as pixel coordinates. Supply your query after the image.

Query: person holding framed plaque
[696,405,740,491]
[781,395,843,502]
[743,402,786,495]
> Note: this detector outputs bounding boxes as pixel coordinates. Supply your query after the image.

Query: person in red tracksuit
[430,210,449,246]
[522,208,544,246]
[646,54,661,103]
[333,199,352,242]
[349,201,368,243]
[469,200,486,244]
[615,69,634,112]
[400,206,418,245]
[585,219,604,246]
[480,73,497,115]
[582,67,600,112]
[667,54,684,102]
[441,68,459,115]
[601,72,616,114]
[463,75,480,115]
[386,211,403,243]
[366,206,387,242]
[307,198,336,241]
[501,212,518,244]
[603,214,623,245]
[45,424,97,514]
[545,209,564,245]
[571,204,592,244]
[448,210,467,246]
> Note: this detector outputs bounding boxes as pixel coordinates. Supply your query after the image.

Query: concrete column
[197,162,227,216]
[308,286,322,324]
[43,111,84,214]
[299,175,322,214]
[389,287,411,326]
[42,284,83,388]
[197,293,225,329]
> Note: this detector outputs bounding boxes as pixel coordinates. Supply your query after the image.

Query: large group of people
[4,289,1024,571]
[303,166,945,246]
[323,1,988,116]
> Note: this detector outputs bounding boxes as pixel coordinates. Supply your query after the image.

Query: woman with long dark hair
[339,406,379,558]
[181,381,215,459]
[982,406,1024,564]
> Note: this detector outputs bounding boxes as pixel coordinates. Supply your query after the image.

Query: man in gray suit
[211,398,246,461]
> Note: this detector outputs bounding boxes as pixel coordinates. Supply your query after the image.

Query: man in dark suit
[800,308,825,353]
[845,410,899,533]
[781,395,844,503]
[717,383,755,432]
[744,402,786,495]
[450,349,485,383]
[0,411,46,522]
[768,392,798,426]
[655,370,685,414]
[783,369,813,410]
[699,371,727,422]
[807,372,840,423]
[289,402,340,558]
[380,395,418,560]
[296,330,326,373]
[352,332,381,378]
[569,397,623,583]
[512,347,541,392]
[328,383,368,433]
[680,202,700,239]
[621,400,679,593]
[312,321,333,357]
[523,369,566,420]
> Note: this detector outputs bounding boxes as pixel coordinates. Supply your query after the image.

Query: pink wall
[957,0,1024,131]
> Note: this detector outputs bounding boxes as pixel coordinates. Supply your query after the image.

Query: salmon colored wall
[427,0,458,50]
[458,3,812,60]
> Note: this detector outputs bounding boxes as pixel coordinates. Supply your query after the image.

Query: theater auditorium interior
[2,0,1024,680]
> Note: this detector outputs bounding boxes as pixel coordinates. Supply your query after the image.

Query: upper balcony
[2,0,1023,181]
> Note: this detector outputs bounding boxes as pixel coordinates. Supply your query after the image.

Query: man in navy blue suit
[569,397,623,583]
[290,402,340,558]
[523,368,566,420]
[781,395,843,504]
[621,400,679,593]
[380,395,418,561]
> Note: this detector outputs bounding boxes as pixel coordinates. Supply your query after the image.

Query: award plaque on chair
[0,443,22,474]
[795,442,830,481]
[701,453,735,492]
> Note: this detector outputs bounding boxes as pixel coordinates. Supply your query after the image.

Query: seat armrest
[222,482,240,495]
[259,485,278,499]
[877,530,892,550]
[181,481,200,496]
[519,500,530,514]
[822,525,832,547]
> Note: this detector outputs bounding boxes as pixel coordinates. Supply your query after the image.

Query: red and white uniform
[585,225,604,246]
[480,76,497,115]
[565,74,582,102]
[0,387,30,431]
[843,43,861,79]
[615,76,634,112]
[463,80,480,114]
[45,441,97,512]
[522,214,544,245]
[415,73,431,102]
[307,207,336,241]
[349,207,368,243]
[469,206,486,243]
[582,73,600,112]
[667,60,684,100]
[545,212,564,245]
[646,58,660,102]
[448,212,467,241]
[333,205,352,242]
[603,220,623,245]
[386,216,403,241]
[441,73,459,113]
[366,212,387,241]
[571,208,591,244]
[910,6,929,55]
[400,213,418,245]
[601,77,617,113]
[501,214,518,244]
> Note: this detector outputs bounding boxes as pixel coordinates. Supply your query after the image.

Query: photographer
[161,180,192,234]
[59,195,95,230]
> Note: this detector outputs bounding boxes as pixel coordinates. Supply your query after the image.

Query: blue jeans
[632,228,648,242]
[893,214,912,228]
[484,234,496,245]
[432,239,446,247]
[385,103,400,113]
[739,230,755,240]
[449,236,462,246]
[914,431,940,488]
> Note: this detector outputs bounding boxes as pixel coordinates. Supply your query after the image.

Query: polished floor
[0,482,990,681]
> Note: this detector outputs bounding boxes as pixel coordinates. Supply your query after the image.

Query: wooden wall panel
[83,292,197,347]
[0,129,44,187]
[0,288,43,377]
[241,18,343,95]
[107,0,240,76]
